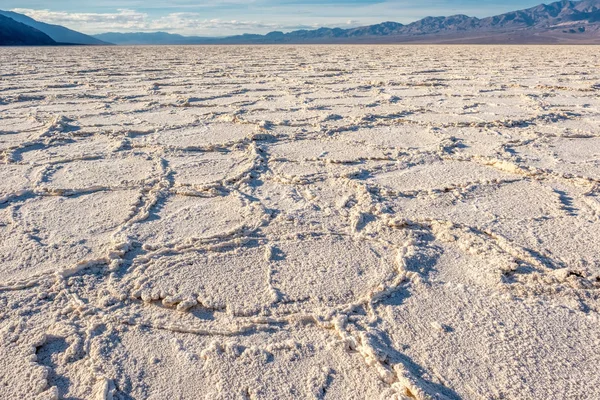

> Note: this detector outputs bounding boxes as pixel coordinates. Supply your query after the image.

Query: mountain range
[92,32,211,46]
[1,0,599,46]
[94,0,600,44]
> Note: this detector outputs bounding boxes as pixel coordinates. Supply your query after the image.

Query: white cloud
[12,8,148,30]
[10,8,332,36]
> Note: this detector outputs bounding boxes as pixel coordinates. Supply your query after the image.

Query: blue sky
[7,0,547,36]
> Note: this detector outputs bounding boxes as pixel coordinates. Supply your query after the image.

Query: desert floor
[1,45,600,399]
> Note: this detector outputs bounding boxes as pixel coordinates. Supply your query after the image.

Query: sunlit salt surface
[1,45,600,399]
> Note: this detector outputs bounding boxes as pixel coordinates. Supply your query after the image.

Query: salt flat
[1,45,600,399]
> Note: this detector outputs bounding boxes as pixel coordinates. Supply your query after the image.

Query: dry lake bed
[1,45,600,399]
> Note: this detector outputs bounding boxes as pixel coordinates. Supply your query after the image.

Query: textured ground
[1,45,600,400]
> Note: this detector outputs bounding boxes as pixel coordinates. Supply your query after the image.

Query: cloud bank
[11,8,361,35]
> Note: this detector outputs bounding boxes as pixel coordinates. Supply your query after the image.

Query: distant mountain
[479,0,600,29]
[95,0,600,45]
[93,32,212,45]
[0,10,110,45]
[221,0,600,44]
[0,14,56,45]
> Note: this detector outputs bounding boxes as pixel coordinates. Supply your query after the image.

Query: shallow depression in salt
[1,45,600,400]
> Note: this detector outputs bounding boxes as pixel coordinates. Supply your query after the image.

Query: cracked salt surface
[1,45,600,399]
